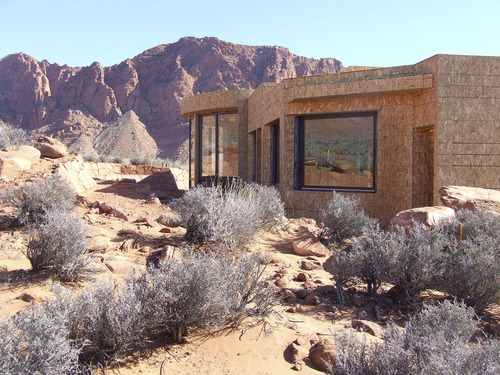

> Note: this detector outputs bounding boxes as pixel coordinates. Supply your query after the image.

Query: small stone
[305,293,320,306]
[100,202,113,213]
[301,260,319,270]
[309,339,337,372]
[18,293,36,303]
[295,289,313,299]
[292,360,304,371]
[145,197,162,205]
[160,227,173,233]
[296,272,309,282]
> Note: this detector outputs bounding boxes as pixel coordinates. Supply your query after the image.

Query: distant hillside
[0,37,343,160]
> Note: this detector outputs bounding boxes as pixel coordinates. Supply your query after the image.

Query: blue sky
[1,0,499,68]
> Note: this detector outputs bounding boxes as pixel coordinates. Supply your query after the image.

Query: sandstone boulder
[309,339,336,372]
[0,146,41,180]
[33,135,68,158]
[351,319,385,338]
[284,341,309,363]
[330,159,357,174]
[439,186,500,214]
[388,206,456,230]
[293,226,330,257]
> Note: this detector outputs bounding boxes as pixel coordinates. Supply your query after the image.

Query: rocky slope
[0,37,343,160]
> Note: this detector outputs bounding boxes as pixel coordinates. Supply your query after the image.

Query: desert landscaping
[0,128,499,374]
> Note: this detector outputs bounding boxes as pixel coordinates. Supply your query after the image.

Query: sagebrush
[0,122,28,149]
[331,300,500,375]
[320,192,377,244]
[3,175,77,225]
[170,181,284,248]
[26,209,90,281]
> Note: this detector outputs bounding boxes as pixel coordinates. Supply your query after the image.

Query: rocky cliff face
[0,37,343,160]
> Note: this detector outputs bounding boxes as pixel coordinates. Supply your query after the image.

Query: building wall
[434,55,500,201]
[181,54,500,225]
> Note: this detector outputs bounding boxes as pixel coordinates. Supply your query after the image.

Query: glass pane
[303,115,374,188]
[189,118,195,187]
[201,115,216,178]
[218,113,239,177]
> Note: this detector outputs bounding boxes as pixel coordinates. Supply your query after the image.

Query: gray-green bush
[331,301,500,375]
[170,182,284,248]
[0,123,28,149]
[0,302,82,375]
[144,250,278,342]
[440,209,500,312]
[3,175,77,225]
[26,209,90,280]
[320,192,377,244]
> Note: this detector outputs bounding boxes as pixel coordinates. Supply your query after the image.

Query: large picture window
[294,112,376,191]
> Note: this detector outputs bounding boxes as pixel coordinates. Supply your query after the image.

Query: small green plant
[3,175,77,225]
[320,192,377,244]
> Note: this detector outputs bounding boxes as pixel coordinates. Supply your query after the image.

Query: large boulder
[0,145,41,180]
[309,339,337,372]
[439,186,500,214]
[388,206,456,230]
[33,135,68,158]
[293,226,330,257]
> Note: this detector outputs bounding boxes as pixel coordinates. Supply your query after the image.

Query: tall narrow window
[188,117,195,188]
[218,113,239,178]
[200,115,217,183]
[295,112,376,191]
[270,123,279,186]
[198,112,239,185]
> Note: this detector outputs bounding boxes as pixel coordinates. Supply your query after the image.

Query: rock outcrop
[0,37,343,160]
[439,186,500,214]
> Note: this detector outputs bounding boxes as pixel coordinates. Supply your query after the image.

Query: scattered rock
[110,208,128,221]
[301,260,319,270]
[146,197,162,205]
[100,202,113,213]
[33,135,68,158]
[293,226,330,257]
[291,359,304,371]
[351,320,385,338]
[18,292,36,303]
[388,206,456,230]
[296,272,310,282]
[309,339,336,372]
[305,293,320,306]
[160,227,173,233]
[284,341,309,363]
[439,185,500,214]
[295,289,313,299]
[282,289,297,304]
[156,215,182,228]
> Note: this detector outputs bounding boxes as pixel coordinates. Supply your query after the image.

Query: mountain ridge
[0,37,343,160]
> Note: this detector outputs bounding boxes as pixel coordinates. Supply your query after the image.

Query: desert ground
[0,155,498,374]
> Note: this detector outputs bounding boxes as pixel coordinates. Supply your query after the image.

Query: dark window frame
[269,123,279,186]
[196,111,239,186]
[294,112,377,193]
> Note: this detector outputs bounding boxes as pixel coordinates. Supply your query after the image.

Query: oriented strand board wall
[435,55,500,200]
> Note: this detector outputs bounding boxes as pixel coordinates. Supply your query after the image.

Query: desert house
[181,54,500,223]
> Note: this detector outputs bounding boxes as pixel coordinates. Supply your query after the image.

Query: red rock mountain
[0,37,343,160]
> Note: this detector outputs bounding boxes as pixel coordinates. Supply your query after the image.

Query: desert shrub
[81,153,99,162]
[330,224,448,302]
[25,209,89,280]
[3,175,76,225]
[0,123,29,149]
[110,156,124,163]
[170,182,284,248]
[320,192,377,244]
[0,302,82,375]
[145,250,278,343]
[46,280,151,363]
[439,209,500,312]
[331,301,499,375]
